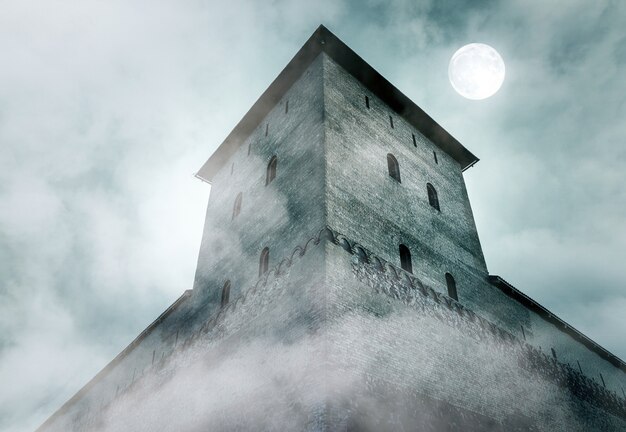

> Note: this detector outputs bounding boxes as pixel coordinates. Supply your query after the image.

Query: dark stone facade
[38,26,626,431]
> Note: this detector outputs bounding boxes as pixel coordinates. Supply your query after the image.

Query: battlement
[489,275,626,372]
[38,226,626,430]
[335,229,626,418]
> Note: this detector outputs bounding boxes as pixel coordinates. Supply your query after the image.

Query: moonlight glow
[448,43,505,100]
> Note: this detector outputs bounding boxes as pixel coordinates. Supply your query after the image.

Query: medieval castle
[37,26,626,431]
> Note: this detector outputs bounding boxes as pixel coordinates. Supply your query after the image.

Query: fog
[2,0,626,430]
[44,245,620,431]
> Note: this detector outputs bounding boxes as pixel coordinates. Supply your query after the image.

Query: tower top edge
[196,25,479,182]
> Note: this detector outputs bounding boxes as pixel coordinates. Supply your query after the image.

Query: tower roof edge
[488,275,626,372]
[196,25,479,182]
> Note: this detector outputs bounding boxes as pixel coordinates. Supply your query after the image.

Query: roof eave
[196,25,479,182]
[489,275,626,372]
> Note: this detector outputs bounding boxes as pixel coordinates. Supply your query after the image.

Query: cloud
[0,1,343,430]
[1,1,626,430]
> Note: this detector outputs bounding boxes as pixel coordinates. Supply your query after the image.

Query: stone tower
[38,26,626,432]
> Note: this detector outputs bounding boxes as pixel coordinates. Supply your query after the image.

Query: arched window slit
[266,156,277,185]
[445,273,458,301]
[387,154,401,182]
[399,244,412,274]
[427,183,440,211]
[221,280,231,307]
[259,247,270,276]
[232,192,243,219]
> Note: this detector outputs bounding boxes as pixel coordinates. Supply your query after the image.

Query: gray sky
[1,1,625,430]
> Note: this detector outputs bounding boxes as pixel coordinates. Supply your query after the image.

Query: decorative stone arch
[355,246,368,263]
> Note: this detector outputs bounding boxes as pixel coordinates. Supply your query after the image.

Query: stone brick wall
[40,229,331,431]
[321,53,535,338]
[526,307,626,397]
[38,47,626,432]
[192,54,326,313]
[320,54,626,400]
[322,231,626,431]
[39,230,626,431]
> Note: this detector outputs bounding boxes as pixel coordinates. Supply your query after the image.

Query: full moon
[448,43,505,100]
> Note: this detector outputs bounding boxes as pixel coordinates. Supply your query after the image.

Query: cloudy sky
[1,0,625,430]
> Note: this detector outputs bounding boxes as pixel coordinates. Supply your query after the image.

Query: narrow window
[259,247,269,276]
[230,162,234,175]
[433,150,438,164]
[577,360,583,374]
[248,142,252,156]
[600,373,606,388]
[266,155,277,185]
[232,192,242,220]
[551,348,557,360]
[399,244,412,274]
[387,154,401,182]
[412,133,417,147]
[285,100,289,114]
[389,115,394,128]
[520,325,526,341]
[365,95,370,109]
[427,183,440,211]
[445,273,458,301]
[265,123,269,137]
[221,280,231,307]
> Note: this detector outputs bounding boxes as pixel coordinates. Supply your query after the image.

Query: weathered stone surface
[38,29,626,432]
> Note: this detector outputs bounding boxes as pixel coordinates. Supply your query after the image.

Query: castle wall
[320,53,626,403]
[39,54,330,431]
[38,38,626,431]
[526,309,626,396]
[322,53,487,300]
[192,54,327,312]
[38,291,197,431]
[321,54,534,336]
[39,228,626,431]
[40,231,332,432]
[323,238,626,431]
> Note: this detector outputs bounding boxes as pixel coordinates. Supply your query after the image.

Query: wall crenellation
[104,225,626,424]
[339,227,626,420]
[38,222,626,430]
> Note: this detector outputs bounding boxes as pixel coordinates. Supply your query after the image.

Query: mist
[44,240,622,431]
[2,1,626,431]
